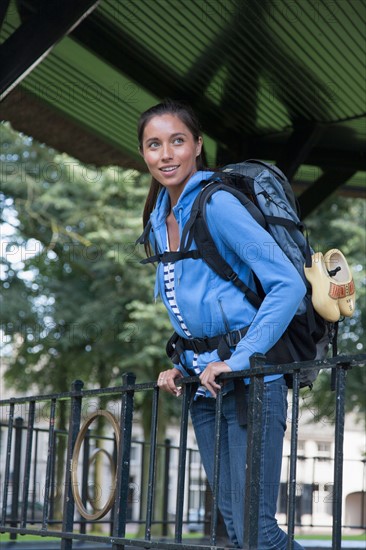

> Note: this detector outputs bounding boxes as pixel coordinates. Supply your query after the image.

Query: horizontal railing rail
[0,353,365,550]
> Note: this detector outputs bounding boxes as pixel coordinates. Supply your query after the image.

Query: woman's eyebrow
[145,132,187,143]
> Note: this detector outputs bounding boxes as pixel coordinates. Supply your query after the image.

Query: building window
[130,445,138,462]
[316,441,331,457]
[297,440,305,457]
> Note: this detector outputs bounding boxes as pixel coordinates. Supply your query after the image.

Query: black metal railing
[0,353,365,550]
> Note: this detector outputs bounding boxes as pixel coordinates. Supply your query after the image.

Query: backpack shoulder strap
[190,180,264,309]
[135,219,152,246]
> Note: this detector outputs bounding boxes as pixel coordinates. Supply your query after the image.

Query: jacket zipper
[218,298,230,333]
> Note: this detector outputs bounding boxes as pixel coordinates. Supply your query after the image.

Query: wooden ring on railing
[86,448,115,510]
[71,410,120,520]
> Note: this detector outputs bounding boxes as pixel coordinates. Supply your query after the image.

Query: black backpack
[138,160,337,389]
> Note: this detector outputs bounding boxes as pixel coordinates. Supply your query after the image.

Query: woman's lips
[159,165,179,176]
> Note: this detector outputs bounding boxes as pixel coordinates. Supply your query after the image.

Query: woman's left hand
[199,361,232,398]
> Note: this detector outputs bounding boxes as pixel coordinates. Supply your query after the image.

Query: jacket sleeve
[206,191,307,371]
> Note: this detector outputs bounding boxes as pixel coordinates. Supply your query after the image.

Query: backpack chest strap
[141,249,201,265]
[166,326,250,364]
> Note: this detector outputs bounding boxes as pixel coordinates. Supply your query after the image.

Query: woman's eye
[173,138,184,144]
[149,141,160,149]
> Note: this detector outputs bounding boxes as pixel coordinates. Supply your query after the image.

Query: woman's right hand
[157,367,183,397]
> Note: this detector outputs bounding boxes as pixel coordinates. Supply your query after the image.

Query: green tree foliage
[302,195,366,422]
[1,123,173,401]
[1,123,179,519]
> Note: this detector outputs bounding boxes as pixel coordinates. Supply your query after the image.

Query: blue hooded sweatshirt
[149,170,306,384]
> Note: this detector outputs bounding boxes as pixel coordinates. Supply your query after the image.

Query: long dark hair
[138,99,207,235]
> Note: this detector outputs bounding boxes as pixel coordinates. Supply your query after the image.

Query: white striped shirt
[164,231,206,397]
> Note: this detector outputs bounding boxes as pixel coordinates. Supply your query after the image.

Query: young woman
[138,99,305,550]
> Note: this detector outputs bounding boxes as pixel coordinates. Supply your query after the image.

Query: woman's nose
[161,143,173,160]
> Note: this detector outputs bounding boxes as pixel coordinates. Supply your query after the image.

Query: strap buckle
[225,329,241,347]
[228,272,238,282]
[189,337,210,354]
[225,327,249,348]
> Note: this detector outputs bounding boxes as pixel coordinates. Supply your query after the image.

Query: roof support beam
[70,12,237,146]
[298,169,356,219]
[276,122,326,180]
[248,141,365,172]
[0,0,11,32]
[0,0,100,101]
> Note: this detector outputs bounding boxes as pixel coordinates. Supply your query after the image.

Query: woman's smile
[159,164,180,175]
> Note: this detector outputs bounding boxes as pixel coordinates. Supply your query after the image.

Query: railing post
[61,380,84,550]
[80,428,90,534]
[138,441,145,525]
[174,381,192,543]
[1,402,15,532]
[210,387,223,546]
[10,417,23,540]
[42,399,57,531]
[287,371,301,550]
[21,401,36,528]
[112,372,136,550]
[110,434,119,536]
[162,438,171,537]
[31,429,40,523]
[145,385,160,540]
[332,363,348,550]
[243,355,265,550]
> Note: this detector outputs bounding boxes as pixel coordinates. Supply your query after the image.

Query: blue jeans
[190,377,304,549]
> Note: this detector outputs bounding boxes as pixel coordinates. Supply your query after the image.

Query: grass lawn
[1,531,365,542]
[297,533,365,541]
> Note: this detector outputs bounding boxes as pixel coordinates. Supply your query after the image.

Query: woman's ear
[196,136,203,157]
[138,146,144,158]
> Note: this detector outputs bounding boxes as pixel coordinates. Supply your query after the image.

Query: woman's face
[141,114,202,200]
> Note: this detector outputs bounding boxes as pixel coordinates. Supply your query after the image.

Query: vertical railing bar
[187,448,192,531]
[332,364,347,550]
[198,451,204,522]
[1,401,15,526]
[110,434,118,537]
[209,387,223,546]
[162,438,171,537]
[139,442,145,523]
[10,417,23,540]
[21,400,36,528]
[287,371,300,550]
[61,380,84,550]
[145,386,160,541]
[243,355,265,550]
[31,428,39,523]
[285,454,291,528]
[174,382,192,543]
[49,429,57,524]
[42,398,57,530]
[80,429,90,534]
[112,372,136,550]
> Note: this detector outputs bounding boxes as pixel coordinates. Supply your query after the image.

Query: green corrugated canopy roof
[1,0,365,216]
